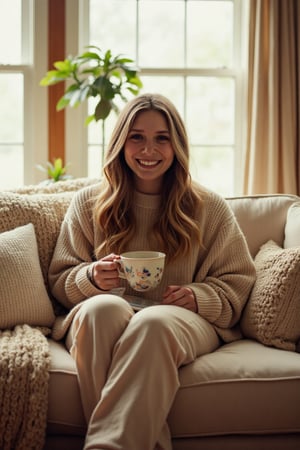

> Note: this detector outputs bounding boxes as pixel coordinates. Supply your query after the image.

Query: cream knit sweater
[49,183,256,342]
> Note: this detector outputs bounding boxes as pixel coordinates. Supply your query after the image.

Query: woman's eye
[129,133,143,142]
[156,135,170,143]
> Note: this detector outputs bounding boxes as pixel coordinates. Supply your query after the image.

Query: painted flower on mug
[124,265,163,290]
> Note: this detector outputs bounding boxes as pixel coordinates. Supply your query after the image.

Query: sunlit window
[0,0,22,64]
[0,0,24,188]
[0,74,24,188]
[87,0,243,195]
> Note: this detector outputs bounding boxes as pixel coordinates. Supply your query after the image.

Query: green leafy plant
[36,158,72,183]
[40,45,143,162]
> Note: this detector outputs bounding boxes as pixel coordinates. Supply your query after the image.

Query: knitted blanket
[0,325,50,450]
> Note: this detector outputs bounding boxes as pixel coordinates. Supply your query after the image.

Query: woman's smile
[137,159,161,167]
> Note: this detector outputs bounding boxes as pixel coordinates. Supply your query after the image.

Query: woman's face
[124,110,175,194]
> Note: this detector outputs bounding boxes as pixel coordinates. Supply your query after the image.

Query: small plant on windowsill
[36,158,73,184]
[40,45,143,164]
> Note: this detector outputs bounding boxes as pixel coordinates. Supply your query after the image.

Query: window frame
[0,0,48,187]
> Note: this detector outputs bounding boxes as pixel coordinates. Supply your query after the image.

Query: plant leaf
[53,60,72,72]
[95,98,112,121]
[56,95,71,111]
[39,70,65,86]
[93,77,115,99]
[84,114,95,126]
[80,51,102,61]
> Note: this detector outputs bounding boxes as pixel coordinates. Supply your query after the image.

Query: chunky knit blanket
[0,325,50,450]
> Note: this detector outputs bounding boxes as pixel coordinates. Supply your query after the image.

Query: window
[0,0,48,189]
[84,0,248,195]
[0,0,24,188]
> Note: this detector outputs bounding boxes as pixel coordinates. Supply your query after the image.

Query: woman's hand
[162,285,198,312]
[91,253,121,291]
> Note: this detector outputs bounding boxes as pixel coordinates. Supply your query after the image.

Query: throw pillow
[0,191,74,314]
[240,240,300,351]
[0,223,55,329]
[284,202,300,248]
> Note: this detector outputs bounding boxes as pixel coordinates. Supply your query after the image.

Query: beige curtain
[243,0,300,195]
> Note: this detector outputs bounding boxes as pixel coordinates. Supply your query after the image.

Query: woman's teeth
[138,160,159,166]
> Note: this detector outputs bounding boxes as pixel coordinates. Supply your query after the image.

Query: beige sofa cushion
[241,240,300,351]
[47,339,300,438]
[227,194,297,257]
[284,202,300,248]
[0,223,55,329]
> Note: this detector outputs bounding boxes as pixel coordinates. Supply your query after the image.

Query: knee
[76,294,134,328]
[128,306,172,341]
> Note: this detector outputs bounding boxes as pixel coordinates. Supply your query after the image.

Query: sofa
[0,178,300,450]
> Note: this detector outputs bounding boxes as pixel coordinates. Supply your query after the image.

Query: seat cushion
[169,339,300,437]
[47,339,300,438]
[47,340,86,435]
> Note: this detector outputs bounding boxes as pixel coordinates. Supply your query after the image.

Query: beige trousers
[66,295,220,450]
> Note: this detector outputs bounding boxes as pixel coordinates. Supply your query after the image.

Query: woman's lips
[137,159,161,167]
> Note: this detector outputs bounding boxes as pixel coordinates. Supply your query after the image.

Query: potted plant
[40,45,143,162]
[36,158,72,184]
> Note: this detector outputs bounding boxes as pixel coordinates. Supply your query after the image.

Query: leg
[85,304,220,450]
[66,294,134,421]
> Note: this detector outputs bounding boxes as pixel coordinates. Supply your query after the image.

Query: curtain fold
[243,0,300,195]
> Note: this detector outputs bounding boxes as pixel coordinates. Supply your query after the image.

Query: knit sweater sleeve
[186,192,256,329]
[48,184,104,309]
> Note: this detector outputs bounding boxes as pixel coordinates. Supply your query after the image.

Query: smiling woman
[47,92,256,450]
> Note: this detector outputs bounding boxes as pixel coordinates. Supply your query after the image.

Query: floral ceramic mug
[115,251,166,292]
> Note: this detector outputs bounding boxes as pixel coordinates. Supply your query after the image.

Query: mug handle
[114,259,127,279]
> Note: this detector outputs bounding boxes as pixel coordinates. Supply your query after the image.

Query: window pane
[89,0,136,57]
[138,1,185,67]
[186,77,234,145]
[0,145,24,188]
[0,0,22,64]
[0,74,23,142]
[140,76,184,116]
[0,74,24,188]
[190,146,234,196]
[187,0,233,68]
[88,145,102,179]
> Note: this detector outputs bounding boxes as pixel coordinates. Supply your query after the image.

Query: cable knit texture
[241,240,300,351]
[0,325,50,450]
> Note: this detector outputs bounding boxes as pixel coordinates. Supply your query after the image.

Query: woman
[48,93,256,450]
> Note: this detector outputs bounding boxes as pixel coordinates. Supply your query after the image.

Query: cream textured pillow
[0,191,74,315]
[240,240,300,351]
[0,223,55,329]
[284,202,300,248]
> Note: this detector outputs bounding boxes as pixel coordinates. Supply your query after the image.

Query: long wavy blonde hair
[94,93,204,260]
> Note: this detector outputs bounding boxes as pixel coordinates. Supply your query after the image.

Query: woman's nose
[142,139,155,153]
